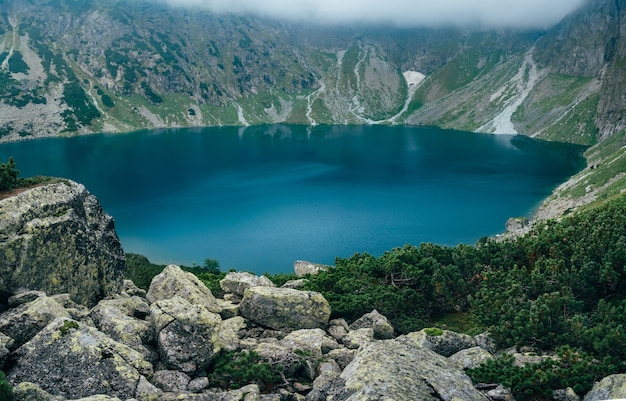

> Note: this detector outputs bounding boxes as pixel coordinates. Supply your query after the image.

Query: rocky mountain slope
[0,0,603,141]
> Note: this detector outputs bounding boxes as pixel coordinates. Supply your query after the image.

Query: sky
[154,0,587,29]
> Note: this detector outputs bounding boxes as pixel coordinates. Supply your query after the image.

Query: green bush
[208,350,283,390]
[0,157,18,192]
[467,346,621,400]
[0,371,13,401]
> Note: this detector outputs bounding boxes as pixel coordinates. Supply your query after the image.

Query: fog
[152,0,586,29]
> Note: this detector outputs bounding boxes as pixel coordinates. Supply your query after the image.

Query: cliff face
[534,0,626,139]
[0,180,125,307]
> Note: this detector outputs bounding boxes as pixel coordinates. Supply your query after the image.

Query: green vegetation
[208,350,284,390]
[0,157,19,192]
[58,320,79,336]
[300,242,484,334]
[423,327,444,336]
[7,51,29,74]
[0,371,12,401]
[61,82,101,131]
[467,347,621,400]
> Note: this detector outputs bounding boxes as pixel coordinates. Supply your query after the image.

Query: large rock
[294,260,330,277]
[146,264,221,313]
[306,334,488,401]
[8,317,153,399]
[90,296,154,359]
[448,346,494,371]
[218,316,247,351]
[583,374,626,401]
[349,310,394,339]
[239,287,331,331]
[407,328,477,357]
[0,295,70,346]
[0,181,125,307]
[150,296,222,374]
[279,328,340,357]
[0,332,14,370]
[219,272,275,296]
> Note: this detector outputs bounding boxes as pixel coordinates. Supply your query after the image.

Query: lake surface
[0,125,586,274]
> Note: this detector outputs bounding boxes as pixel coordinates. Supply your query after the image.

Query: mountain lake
[0,124,587,274]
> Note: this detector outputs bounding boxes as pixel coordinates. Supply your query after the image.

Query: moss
[424,327,443,337]
[59,320,79,336]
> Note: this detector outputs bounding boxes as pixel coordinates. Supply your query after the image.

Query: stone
[12,382,66,401]
[152,370,192,392]
[506,217,530,232]
[328,324,348,342]
[349,310,394,339]
[239,287,331,331]
[219,272,275,296]
[553,387,580,401]
[90,296,153,357]
[135,375,162,400]
[407,328,477,357]
[582,374,626,401]
[307,334,488,401]
[218,316,246,351]
[281,279,307,289]
[326,348,356,370]
[474,332,497,354]
[217,299,240,319]
[146,264,221,313]
[317,359,342,376]
[448,346,494,370]
[342,328,374,349]
[7,290,45,307]
[50,293,91,321]
[121,279,147,298]
[188,376,209,392]
[305,371,342,401]
[280,328,340,357]
[8,317,153,399]
[0,295,70,346]
[150,296,222,374]
[0,181,125,307]
[0,332,14,369]
[294,260,330,277]
[486,384,513,401]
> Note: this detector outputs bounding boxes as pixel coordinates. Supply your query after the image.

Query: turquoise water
[0,125,586,274]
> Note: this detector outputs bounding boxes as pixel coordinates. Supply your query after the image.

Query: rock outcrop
[146,264,221,313]
[219,271,275,297]
[7,317,153,399]
[150,296,222,374]
[583,374,626,401]
[294,260,330,277]
[349,309,394,339]
[239,287,331,331]
[306,334,488,401]
[0,181,125,307]
[408,328,477,357]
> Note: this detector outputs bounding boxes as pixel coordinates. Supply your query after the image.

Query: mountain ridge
[1,0,625,216]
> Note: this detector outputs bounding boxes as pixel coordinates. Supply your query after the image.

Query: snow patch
[403,71,426,87]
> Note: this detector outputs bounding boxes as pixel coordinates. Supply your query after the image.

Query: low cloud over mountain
[153,0,585,29]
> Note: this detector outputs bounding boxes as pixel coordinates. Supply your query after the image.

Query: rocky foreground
[1,181,626,401]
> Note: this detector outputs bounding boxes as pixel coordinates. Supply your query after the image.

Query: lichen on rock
[0,180,125,307]
[239,287,331,331]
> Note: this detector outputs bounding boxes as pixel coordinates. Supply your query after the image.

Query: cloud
[152,0,586,29]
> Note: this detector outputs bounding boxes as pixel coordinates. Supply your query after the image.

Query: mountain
[0,0,625,213]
